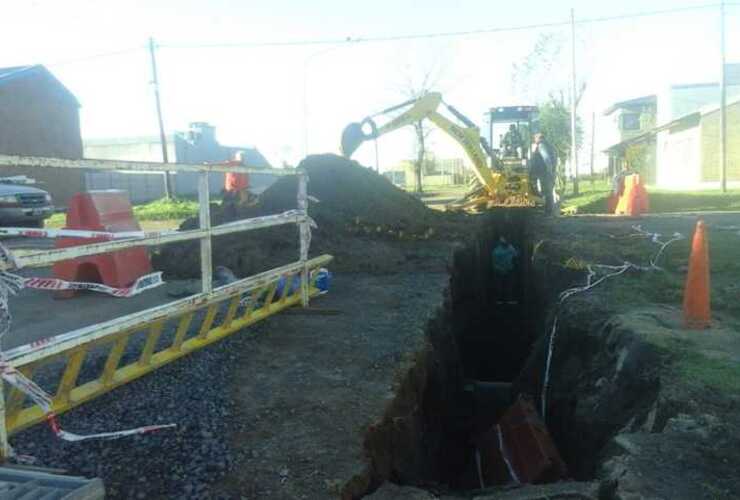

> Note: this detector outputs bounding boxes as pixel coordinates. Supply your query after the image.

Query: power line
[31,2,736,66]
[45,47,144,68]
[160,3,725,49]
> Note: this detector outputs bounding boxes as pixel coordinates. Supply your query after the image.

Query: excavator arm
[340,92,504,197]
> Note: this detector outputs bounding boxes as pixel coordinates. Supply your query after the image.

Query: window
[621,113,641,131]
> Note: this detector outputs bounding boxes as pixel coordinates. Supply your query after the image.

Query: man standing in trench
[492,236,519,304]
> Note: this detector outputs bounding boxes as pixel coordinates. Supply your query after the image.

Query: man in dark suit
[530,133,557,215]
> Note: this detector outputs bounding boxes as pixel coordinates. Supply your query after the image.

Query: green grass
[675,349,740,393]
[648,189,740,213]
[132,198,199,221]
[561,180,612,213]
[46,197,200,228]
[561,179,740,214]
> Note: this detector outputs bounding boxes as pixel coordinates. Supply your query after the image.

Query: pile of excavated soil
[154,154,468,278]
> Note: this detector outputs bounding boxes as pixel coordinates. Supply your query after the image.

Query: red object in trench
[474,394,567,486]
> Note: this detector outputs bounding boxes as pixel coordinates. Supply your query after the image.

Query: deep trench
[355,209,601,498]
[438,209,548,489]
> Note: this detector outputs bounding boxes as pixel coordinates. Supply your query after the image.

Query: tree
[538,97,583,194]
[399,74,437,194]
[512,32,589,194]
[511,33,567,103]
[394,48,450,193]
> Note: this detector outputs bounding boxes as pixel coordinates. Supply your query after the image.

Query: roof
[697,93,740,116]
[85,134,177,146]
[0,64,80,107]
[0,65,35,81]
[84,133,272,168]
[603,89,740,153]
[487,105,538,121]
[603,95,656,116]
[671,65,740,89]
[221,144,271,168]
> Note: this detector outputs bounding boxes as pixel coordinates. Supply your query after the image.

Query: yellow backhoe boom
[340,92,502,197]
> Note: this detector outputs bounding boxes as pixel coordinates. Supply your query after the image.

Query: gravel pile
[11,300,256,499]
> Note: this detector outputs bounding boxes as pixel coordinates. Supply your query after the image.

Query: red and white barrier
[0,360,175,443]
[23,272,164,298]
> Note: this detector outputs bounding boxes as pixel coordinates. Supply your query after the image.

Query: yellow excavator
[340,92,546,211]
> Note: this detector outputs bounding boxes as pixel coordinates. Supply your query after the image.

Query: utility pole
[719,0,727,192]
[570,8,579,195]
[149,37,172,199]
[590,111,596,190]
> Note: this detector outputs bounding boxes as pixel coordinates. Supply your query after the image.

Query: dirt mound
[155,154,466,279]
[264,154,442,235]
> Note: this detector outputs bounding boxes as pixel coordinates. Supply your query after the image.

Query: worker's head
[509,124,517,131]
[533,133,544,144]
[499,236,508,245]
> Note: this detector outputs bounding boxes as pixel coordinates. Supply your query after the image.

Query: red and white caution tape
[21,271,164,298]
[0,241,174,454]
[0,359,175,443]
[496,424,521,485]
[0,227,153,240]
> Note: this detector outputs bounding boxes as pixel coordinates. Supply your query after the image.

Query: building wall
[700,101,740,183]
[83,127,277,203]
[0,70,84,206]
[656,125,702,188]
[84,139,176,163]
[601,102,657,176]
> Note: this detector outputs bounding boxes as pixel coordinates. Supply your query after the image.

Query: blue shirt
[492,243,518,274]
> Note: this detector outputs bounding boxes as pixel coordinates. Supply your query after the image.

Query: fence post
[0,378,8,460]
[199,172,213,294]
[297,170,310,307]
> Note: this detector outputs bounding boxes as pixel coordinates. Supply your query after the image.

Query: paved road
[5,267,191,350]
[0,236,194,350]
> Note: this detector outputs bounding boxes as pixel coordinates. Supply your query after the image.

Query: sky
[2,0,738,171]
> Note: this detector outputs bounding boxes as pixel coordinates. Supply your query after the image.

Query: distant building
[603,64,740,188]
[652,97,740,188]
[0,65,84,206]
[84,122,274,203]
[602,95,658,183]
[383,156,467,190]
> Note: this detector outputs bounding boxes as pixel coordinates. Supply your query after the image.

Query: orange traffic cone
[615,175,641,216]
[683,219,711,329]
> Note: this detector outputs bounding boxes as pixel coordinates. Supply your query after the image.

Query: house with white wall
[603,64,740,189]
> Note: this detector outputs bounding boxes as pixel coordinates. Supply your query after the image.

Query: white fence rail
[0,153,324,457]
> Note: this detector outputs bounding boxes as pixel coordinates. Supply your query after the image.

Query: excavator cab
[486,106,539,169]
[340,93,543,211]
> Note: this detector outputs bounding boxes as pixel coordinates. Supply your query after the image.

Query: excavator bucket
[340,122,367,158]
[341,118,379,158]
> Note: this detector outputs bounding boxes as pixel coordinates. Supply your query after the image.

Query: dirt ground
[210,211,740,499]
[211,269,451,499]
[7,152,740,500]
[519,212,740,499]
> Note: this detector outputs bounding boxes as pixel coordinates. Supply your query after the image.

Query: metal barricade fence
[0,154,332,457]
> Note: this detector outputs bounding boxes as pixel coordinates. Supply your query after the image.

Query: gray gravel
[10,300,258,499]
